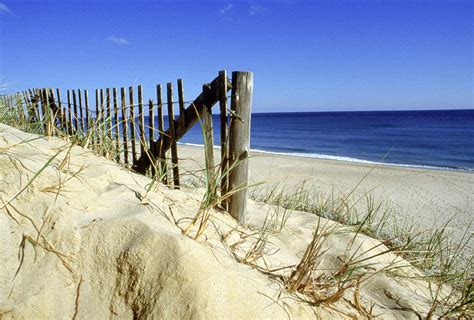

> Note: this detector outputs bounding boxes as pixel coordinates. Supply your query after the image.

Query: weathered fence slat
[72,89,79,133]
[148,99,155,174]
[148,99,154,152]
[177,79,186,134]
[35,89,42,123]
[138,85,146,157]
[44,89,52,137]
[78,89,85,132]
[228,71,253,224]
[100,89,105,155]
[18,92,27,122]
[120,87,129,165]
[156,84,167,184]
[36,90,43,124]
[219,70,229,209]
[67,90,73,135]
[23,91,32,121]
[129,86,137,163]
[203,84,216,203]
[167,82,180,189]
[27,90,37,122]
[20,92,28,121]
[47,88,58,135]
[113,88,120,162]
[106,88,112,142]
[38,89,45,128]
[84,90,90,133]
[55,89,64,131]
[94,89,99,148]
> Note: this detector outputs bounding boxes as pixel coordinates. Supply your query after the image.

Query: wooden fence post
[167,82,180,189]
[67,90,73,135]
[113,88,120,162]
[228,71,253,224]
[47,88,58,135]
[120,87,129,165]
[177,79,186,133]
[156,84,167,184]
[203,85,217,203]
[44,89,52,137]
[72,89,79,133]
[78,89,85,132]
[100,89,106,156]
[129,86,137,163]
[95,89,100,147]
[84,90,90,133]
[27,89,37,122]
[138,85,146,157]
[106,88,112,141]
[56,89,64,131]
[148,99,154,151]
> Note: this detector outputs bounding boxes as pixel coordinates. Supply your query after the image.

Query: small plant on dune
[250,180,473,317]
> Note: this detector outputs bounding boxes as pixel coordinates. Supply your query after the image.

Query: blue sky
[0,0,472,112]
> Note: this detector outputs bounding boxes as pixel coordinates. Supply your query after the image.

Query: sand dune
[0,124,467,319]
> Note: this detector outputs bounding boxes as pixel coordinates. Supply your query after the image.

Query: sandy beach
[178,144,474,248]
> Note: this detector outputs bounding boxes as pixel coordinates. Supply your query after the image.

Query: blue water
[145,110,474,171]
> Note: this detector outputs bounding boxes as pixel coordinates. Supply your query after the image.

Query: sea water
[144,109,474,171]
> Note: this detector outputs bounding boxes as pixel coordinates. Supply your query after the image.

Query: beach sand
[0,124,470,319]
[178,145,474,248]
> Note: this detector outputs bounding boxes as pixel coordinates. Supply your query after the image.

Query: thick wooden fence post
[228,71,253,224]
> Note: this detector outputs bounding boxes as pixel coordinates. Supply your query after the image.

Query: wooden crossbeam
[132,74,231,174]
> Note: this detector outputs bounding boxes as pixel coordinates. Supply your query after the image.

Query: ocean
[147,109,474,172]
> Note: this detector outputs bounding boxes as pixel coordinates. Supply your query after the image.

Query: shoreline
[178,142,474,174]
[178,143,474,252]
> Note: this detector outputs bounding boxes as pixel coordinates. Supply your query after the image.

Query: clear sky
[0,0,472,112]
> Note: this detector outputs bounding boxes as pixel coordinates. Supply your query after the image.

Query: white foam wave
[178,142,473,172]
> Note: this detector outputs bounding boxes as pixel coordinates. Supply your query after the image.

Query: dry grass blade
[0,146,68,210]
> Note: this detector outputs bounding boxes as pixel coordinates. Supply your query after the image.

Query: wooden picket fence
[0,70,254,223]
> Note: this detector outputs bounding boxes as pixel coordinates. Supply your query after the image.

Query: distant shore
[178,144,474,251]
